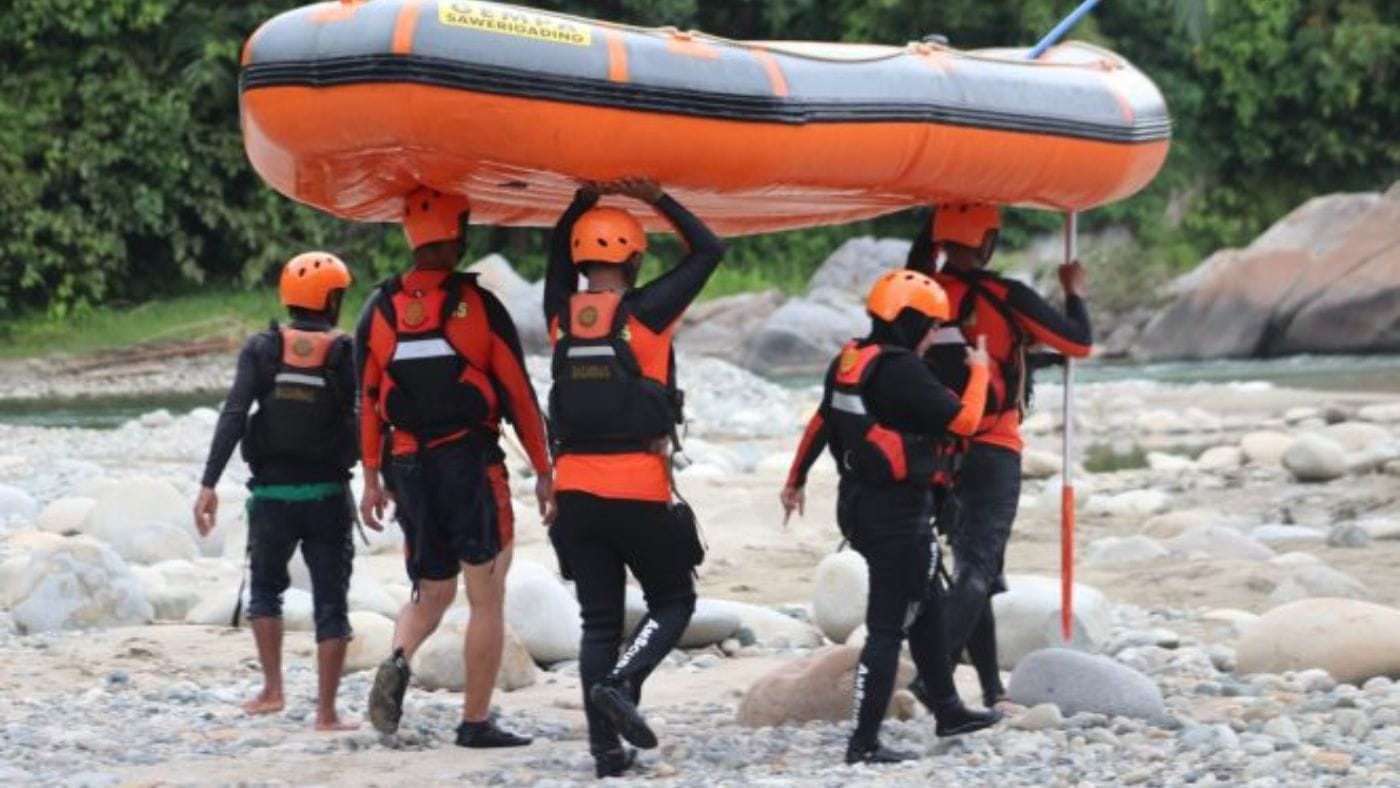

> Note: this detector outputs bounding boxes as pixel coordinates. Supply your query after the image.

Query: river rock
[1237,598,1400,683]
[1146,452,1194,472]
[1269,564,1370,604]
[1358,403,1400,423]
[1240,432,1296,467]
[806,236,912,295]
[1169,525,1274,561]
[1282,435,1349,482]
[0,536,153,633]
[1084,536,1168,569]
[35,497,96,535]
[1326,523,1371,549]
[702,599,825,649]
[736,644,915,727]
[812,551,868,643]
[677,290,786,358]
[1318,422,1391,452]
[1142,509,1229,540]
[0,484,39,523]
[1008,648,1165,721]
[184,585,247,627]
[993,575,1112,669]
[347,575,401,619]
[129,564,203,621]
[1022,450,1063,479]
[623,590,742,649]
[343,612,396,674]
[1360,519,1400,541]
[1197,446,1244,472]
[1137,189,1400,359]
[739,296,866,375]
[1086,489,1169,519]
[505,560,581,664]
[79,477,204,563]
[468,254,548,354]
[1250,525,1325,544]
[413,612,537,692]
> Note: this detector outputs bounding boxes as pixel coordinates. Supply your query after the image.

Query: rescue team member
[544,178,725,778]
[781,271,1002,764]
[193,253,360,731]
[357,187,554,748]
[905,204,1092,711]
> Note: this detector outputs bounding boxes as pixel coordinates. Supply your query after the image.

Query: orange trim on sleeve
[948,362,990,437]
[787,411,825,488]
[391,0,423,56]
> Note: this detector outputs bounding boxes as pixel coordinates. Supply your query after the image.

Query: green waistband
[249,482,345,503]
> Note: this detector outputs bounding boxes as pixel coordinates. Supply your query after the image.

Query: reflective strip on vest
[928,327,966,346]
[275,372,326,388]
[393,338,455,361]
[831,392,867,415]
[566,346,618,359]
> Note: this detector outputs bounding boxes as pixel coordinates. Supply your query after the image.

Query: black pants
[391,440,503,581]
[944,443,1022,703]
[839,480,959,746]
[246,490,354,642]
[549,492,698,754]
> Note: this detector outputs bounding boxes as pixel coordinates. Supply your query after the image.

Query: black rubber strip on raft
[240,55,1173,145]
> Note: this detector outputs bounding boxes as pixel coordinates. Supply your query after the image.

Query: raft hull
[240,0,1172,234]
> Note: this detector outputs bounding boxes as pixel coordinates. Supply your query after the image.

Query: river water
[0,354,1397,430]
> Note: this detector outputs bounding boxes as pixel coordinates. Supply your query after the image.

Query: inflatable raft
[240,0,1172,235]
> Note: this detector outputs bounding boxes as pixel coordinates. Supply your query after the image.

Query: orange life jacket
[369,272,500,442]
[825,342,958,487]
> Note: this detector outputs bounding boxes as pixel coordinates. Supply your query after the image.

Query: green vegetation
[2,0,1396,349]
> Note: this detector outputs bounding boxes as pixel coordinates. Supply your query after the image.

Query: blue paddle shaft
[1028,0,1106,59]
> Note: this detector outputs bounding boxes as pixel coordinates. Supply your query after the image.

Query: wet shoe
[933,700,1002,738]
[845,739,919,765]
[593,746,638,778]
[589,683,658,750]
[367,649,411,735]
[455,718,533,748]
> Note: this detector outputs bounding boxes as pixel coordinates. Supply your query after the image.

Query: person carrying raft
[781,270,1003,764]
[194,252,360,731]
[543,178,725,778]
[357,187,554,748]
[904,203,1093,712]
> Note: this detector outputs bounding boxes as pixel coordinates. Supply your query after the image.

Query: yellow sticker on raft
[439,1,592,47]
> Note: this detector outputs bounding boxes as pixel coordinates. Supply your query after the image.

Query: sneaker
[367,649,411,735]
[845,738,919,765]
[589,683,658,750]
[933,700,1002,738]
[593,746,638,779]
[455,718,533,749]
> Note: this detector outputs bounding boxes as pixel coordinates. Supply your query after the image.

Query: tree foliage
[1,0,1395,314]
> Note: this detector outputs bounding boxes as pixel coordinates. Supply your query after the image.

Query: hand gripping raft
[239,0,1172,235]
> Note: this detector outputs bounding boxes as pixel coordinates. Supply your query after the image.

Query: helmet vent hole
[421,201,430,211]
[599,239,609,247]
[619,238,629,246]
[298,269,307,277]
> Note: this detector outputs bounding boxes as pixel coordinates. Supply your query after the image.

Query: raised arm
[543,188,600,328]
[1005,279,1093,358]
[628,193,727,333]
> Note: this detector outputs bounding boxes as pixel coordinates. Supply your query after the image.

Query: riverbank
[3,355,1400,785]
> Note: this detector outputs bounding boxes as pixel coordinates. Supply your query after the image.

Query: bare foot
[242,692,285,716]
[315,714,361,732]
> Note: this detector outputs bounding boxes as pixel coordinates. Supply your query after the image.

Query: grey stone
[1008,648,1166,721]
[1326,523,1371,549]
[1009,702,1064,731]
[1282,435,1349,483]
[1168,525,1275,561]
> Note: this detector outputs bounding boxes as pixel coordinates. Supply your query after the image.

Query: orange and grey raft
[239,0,1172,236]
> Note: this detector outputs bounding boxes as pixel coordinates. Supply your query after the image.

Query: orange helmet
[402,187,471,250]
[932,203,1001,248]
[571,207,648,266]
[866,270,951,323]
[280,252,352,311]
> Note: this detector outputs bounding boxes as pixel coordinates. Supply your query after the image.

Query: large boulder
[806,237,913,295]
[413,612,537,692]
[736,644,916,728]
[622,591,742,649]
[1269,564,1371,604]
[79,477,203,563]
[703,599,826,649]
[0,536,153,633]
[505,560,581,664]
[1085,489,1170,519]
[993,575,1112,669]
[812,551,868,644]
[1240,432,1296,467]
[677,357,804,438]
[676,290,786,358]
[0,484,39,523]
[1085,536,1169,569]
[35,497,96,535]
[468,254,548,354]
[1168,525,1275,561]
[129,560,207,621]
[343,611,396,674]
[738,296,866,375]
[1236,598,1400,684]
[1007,648,1165,721]
[1137,188,1400,360]
[1282,435,1349,483]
